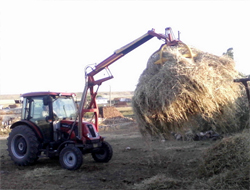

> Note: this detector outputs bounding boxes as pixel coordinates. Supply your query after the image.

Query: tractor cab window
[52,96,77,120]
[22,96,48,124]
[21,97,28,120]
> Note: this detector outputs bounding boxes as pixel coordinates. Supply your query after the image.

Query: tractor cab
[20,92,77,142]
[21,91,77,120]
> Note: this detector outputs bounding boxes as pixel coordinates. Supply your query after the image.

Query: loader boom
[77,27,179,139]
[87,29,173,78]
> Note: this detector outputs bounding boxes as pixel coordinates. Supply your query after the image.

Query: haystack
[197,131,250,189]
[132,45,244,137]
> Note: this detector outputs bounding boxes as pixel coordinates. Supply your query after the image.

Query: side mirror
[43,96,52,106]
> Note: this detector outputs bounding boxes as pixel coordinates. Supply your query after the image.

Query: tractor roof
[21,92,76,97]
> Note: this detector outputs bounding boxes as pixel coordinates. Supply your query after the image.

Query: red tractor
[7,27,186,170]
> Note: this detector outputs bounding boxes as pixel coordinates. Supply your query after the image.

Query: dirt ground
[0,121,219,190]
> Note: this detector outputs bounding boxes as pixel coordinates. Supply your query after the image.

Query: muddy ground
[0,121,218,190]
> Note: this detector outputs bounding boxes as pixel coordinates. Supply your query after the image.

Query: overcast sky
[1,0,249,95]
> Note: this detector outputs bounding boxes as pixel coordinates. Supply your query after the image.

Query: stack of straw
[132,46,243,137]
[198,132,250,189]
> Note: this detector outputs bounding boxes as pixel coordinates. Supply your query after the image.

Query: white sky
[0,0,249,95]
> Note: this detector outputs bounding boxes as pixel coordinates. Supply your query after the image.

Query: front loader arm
[77,28,177,140]
[87,29,170,78]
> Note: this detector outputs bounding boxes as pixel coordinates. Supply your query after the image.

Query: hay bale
[132,46,244,137]
[197,131,250,189]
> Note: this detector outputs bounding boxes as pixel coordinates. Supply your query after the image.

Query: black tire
[92,141,113,163]
[7,125,40,166]
[59,146,83,170]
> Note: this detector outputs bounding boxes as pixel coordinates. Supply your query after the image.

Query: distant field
[0,91,134,100]
[0,94,21,100]
[0,91,134,107]
[0,100,18,107]
[0,100,16,104]
[76,91,134,99]
[116,106,134,118]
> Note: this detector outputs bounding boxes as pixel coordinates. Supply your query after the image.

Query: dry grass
[0,110,15,115]
[197,131,250,189]
[116,106,134,118]
[132,45,247,138]
[133,174,190,190]
[0,128,11,135]
[23,167,65,178]
[132,131,250,190]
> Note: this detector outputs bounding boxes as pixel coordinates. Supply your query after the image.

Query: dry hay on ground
[133,174,190,190]
[99,117,136,131]
[132,45,246,137]
[133,131,250,189]
[102,117,134,125]
[99,106,124,119]
[97,106,138,131]
[197,131,250,189]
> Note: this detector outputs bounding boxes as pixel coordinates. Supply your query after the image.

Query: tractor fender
[57,140,77,153]
[10,120,44,141]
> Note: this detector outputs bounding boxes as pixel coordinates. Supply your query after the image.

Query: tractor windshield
[53,96,77,120]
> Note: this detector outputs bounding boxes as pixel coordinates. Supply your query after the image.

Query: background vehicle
[7,27,185,170]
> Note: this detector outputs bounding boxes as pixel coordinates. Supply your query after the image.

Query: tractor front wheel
[92,141,113,163]
[7,125,40,166]
[59,146,83,170]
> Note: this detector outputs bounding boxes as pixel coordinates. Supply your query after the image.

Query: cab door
[24,96,53,142]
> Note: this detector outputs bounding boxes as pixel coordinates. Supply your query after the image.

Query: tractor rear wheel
[7,125,40,166]
[59,146,83,170]
[92,141,113,162]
